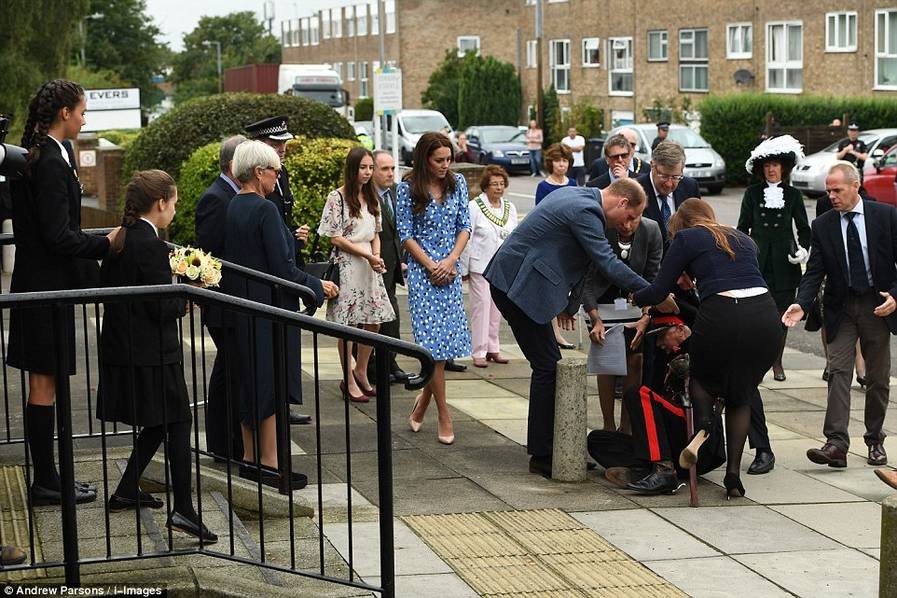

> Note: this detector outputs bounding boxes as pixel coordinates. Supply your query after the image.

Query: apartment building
[282,1,897,127]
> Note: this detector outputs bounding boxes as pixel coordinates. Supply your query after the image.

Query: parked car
[605,123,726,194]
[864,145,897,206]
[464,125,532,173]
[383,109,454,165]
[791,129,897,198]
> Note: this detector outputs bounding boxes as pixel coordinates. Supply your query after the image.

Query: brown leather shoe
[604,467,633,488]
[868,443,888,466]
[875,468,897,490]
[807,443,847,468]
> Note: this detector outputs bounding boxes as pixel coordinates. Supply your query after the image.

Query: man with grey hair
[636,140,701,248]
[784,161,897,470]
[588,128,649,181]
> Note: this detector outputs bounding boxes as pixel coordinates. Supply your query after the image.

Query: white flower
[763,185,785,209]
[185,265,200,280]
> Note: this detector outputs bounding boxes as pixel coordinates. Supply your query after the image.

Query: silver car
[791,129,897,198]
[606,123,726,194]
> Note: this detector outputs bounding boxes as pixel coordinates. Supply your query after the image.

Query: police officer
[245,116,310,266]
[837,122,869,184]
[651,122,670,153]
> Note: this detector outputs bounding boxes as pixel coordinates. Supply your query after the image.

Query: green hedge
[172,136,357,262]
[122,92,355,181]
[457,56,521,129]
[700,94,897,185]
[354,97,373,121]
[98,129,141,148]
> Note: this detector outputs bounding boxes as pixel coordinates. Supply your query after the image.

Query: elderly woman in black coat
[223,140,338,489]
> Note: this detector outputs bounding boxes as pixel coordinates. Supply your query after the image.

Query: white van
[384,110,453,165]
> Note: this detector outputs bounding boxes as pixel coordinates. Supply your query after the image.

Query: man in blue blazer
[485,178,676,477]
[784,161,897,470]
[637,141,701,249]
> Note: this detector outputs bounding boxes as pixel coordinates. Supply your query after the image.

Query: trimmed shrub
[700,94,897,185]
[172,136,358,262]
[543,86,561,146]
[98,129,141,148]
[122,92,355,181]
[354,97,374,122]
[457,56,521,129]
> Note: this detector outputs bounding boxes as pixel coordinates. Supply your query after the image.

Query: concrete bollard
[882,495,897,597]
[552,357,588,482]
[2,219,13,274]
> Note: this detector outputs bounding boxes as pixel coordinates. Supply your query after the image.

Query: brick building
[282,1,897,127]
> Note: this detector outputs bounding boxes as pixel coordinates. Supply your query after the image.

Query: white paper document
[586,324,628,376]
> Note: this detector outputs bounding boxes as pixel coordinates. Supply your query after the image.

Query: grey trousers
[824,291,891,450]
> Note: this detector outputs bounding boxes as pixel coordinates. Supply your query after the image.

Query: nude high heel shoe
[679,429,708,469]
[437,418,454,445]
[409,394,424,433]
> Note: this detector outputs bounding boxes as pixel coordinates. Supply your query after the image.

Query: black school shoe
[30,483,97,506]
[108,490,164,512]
[166,511,218,543]
[238,464,308,490]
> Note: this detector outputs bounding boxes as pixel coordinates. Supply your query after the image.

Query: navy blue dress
[396,174,472,361]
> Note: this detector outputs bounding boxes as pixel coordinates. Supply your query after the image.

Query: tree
[570,100,604,140]
[171,12,281,104]
[79,0,168,109]
[457,56,521,129]
[0,0,89,140]
[420,50,477,129]
[542,86,561,146]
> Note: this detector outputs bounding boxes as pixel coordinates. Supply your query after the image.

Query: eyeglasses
[488,181,507,188]
[655,173,684,183]
[263,166,282,175]
[606,153,629,161]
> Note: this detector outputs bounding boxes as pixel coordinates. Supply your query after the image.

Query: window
[727,23,752,58]
[356,4,367,36]
[826,12,857,52]
[359,62,370,98]
[647,30,667,61]
[767,22,803,93]
[291,19,299,46]
[321,10,330,39]
[679,28,708,92]
[332,62,342,80]
[347,61,356,81]
[300,18,309,46]
[526,40,538,68]
[608,37,633,95]
[310,16,319,45]
[371,2,379,34]
[346,6,355,37]
[582,37,600,67]
[550,39,571,92]
[331,9,342,37]
[385,0,396,34]
[457,36,481,57]
[281,20,291,47]
[876,9,897,89]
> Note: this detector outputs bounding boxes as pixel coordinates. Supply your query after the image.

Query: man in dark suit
[367,150,410,384]
[784,161,897,468]
[485,179,677,477]
[588,128,649,182]
[245,116,310,266]
[636,140,701,248]
[586,134,646,190]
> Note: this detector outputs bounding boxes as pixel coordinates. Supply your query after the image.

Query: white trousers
[468,272,501,358]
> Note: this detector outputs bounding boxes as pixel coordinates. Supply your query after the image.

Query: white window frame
[582,37,600,67]
[526,40,538,68]
[679,28,708,93]
[281,20,291,47]
[371,2,379,35]
[766,21,803,94]
[300,18,309,46]
[359,62,370,98]
[321,10,330,40]
[346,6,355,37]
[331,8,342,38]
[647,30,667,62]
[385,0,396,34]
[347,61,356,81]
[608,37,633,96]
[356,4,367,36]
[826,12,857,53]
[726,23,752,59]
[291,19,299,47]
[549,38,571,93]
[332,62,343,80]
[457,36,481,57]
[877,9,897,90]
[310,16,319,46]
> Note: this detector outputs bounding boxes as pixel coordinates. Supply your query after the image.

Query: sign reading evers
[85,88,141,111]
[373,68,402,116]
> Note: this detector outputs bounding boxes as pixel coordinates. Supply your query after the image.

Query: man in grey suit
[485,178,676,477]
[368,150,410,383]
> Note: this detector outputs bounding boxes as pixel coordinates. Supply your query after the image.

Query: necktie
[845,212,869,292]
[659,195,671,229]
[381,190,393,220]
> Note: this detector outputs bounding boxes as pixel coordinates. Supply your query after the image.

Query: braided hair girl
[7,80,119,506]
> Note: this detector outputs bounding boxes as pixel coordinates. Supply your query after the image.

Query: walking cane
[680,374,700,508]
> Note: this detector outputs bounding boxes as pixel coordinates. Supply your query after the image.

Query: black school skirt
[689,292,782,408]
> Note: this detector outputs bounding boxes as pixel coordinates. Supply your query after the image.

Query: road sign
[374,67,402,116]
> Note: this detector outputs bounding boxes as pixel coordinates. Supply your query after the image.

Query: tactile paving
[0,465,46,581]
[403,509,686,597]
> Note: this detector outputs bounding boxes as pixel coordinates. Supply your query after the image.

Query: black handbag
[305,190,344,287]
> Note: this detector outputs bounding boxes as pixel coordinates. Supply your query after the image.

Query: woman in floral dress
[396,132,472,445]
[319,147,396,402]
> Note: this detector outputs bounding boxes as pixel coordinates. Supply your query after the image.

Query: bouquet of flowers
[169,247,222,288]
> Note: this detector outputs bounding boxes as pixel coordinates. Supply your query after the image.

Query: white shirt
[838,199,873,286]
[460,195,518,275]
[139,217,159,237]
[562,135,586,167]
[48,134,71,167]
[650,177,676,220]
[219,173,240,194]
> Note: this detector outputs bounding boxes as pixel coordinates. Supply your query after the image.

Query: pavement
[0,181,891,596]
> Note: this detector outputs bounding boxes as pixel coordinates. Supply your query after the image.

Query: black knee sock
[115,425,165,499]
[26,404,60,490]
[166,421,196,519]
[725,405,751,477]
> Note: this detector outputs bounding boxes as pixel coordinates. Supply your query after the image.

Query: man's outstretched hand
[782,303,804,327]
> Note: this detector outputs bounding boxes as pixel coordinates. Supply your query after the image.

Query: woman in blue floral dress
[396,132,472,445]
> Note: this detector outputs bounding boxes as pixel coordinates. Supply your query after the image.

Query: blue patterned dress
[396,173,473,361]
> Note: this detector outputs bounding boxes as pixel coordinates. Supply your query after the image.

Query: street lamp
[203,40,223,94]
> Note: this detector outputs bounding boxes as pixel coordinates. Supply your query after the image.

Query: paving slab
[801,464,894,503]
[760,368,828,389]
[447,396,530,420]
[469,473,636,512]
[445,379,520,399]
[352,476,512,516]
[645,555,792,598]
[478,418,527,445]
[700,464,865,505]
[653,505,842,554]
[770,502,881,549]
[734,548,879,597]
[364,573,479,598]
[573,509,719,561]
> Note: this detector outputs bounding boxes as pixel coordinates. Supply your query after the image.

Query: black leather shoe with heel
[723,473,745,499]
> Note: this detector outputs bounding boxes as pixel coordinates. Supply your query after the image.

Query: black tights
[690,378,748,478]
[115,421,196,518]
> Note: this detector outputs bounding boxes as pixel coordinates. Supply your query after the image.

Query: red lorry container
[223,64,279,93]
